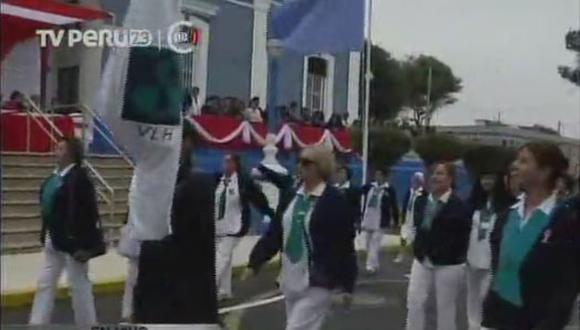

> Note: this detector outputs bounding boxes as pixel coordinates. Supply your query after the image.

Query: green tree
[558,30,580,86]
[462,145,516,177]
[414,133,466,167]
[368,45,408,121]
[402,55,462,129]
[351,125,411,170]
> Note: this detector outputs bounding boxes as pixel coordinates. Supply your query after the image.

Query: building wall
[206,1,254,102]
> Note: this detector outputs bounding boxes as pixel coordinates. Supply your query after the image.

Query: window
[180,26,198,92]
[57,66,79,105]
[305,57,328,113]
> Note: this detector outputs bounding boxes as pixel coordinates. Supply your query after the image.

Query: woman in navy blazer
[248,146,357,330]
[405,162,471,330]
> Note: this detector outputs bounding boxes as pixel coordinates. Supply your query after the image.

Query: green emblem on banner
[122,47,183,125]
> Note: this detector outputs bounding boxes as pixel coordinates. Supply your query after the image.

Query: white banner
[94,0,183,241]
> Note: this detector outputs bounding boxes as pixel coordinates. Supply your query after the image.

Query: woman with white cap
[248,145,357,330]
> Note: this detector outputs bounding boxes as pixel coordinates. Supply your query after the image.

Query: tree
[367,45,408,121]
[402,55,462,129]
[558,30,580,86]
[462,145,516,178]
[351,125,411,170]
[414,133,466,167]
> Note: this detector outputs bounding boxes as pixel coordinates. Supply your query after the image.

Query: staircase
[1,152,133,254]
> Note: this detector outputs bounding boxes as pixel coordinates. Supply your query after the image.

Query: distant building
[437,119,580,175]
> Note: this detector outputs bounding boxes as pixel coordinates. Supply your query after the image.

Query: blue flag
[272,0,365,54]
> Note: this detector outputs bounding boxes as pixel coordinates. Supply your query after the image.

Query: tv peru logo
[36,21,199,54]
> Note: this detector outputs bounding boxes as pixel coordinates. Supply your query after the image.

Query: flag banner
[272,0,365,54]
[94,0,183,241]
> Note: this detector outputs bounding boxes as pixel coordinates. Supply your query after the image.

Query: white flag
[95,0,183,240]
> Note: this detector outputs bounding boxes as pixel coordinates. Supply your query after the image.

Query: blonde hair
[300,145,335,180]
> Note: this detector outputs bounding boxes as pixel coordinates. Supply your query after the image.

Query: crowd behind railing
[183,87,349,129]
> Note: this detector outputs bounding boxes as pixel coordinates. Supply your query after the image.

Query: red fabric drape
[1,111,74,152]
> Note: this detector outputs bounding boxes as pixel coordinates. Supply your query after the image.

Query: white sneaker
[393,254,404,263]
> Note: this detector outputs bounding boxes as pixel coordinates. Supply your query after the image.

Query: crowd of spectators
[182,87,349,129]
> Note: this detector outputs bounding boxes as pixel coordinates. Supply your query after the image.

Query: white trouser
[285,287,332,330]
[216,236,240,297]
[406,259,464,330]
[364,229,384,271]
[121,258,139,320]
[466,266,491,330]
[29,238,97,325]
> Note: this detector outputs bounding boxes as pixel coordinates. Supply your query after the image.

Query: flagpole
[362,0,373,184]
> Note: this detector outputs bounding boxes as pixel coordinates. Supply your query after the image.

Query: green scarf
[285,194,315,263]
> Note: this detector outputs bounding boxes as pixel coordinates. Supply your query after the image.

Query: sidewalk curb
[0,261,282,310]
[1,241,402,309]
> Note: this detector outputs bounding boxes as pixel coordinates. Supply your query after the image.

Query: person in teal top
[29,137,102,326]
[483,141,579,330]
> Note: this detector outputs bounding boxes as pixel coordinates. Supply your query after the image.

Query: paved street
[2,249,578,329]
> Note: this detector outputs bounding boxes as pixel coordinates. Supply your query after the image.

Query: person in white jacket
[465,169,516,330]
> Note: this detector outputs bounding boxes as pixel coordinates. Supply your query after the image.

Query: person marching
[29,137,105,326]
[215,153,274,300]
[396,172,426,263]
[248,146,357,330]
[465,169,516,330]
[483,141,580,329]
[360,169,400,274]
[405,162,471,330]
[334,165,362,230]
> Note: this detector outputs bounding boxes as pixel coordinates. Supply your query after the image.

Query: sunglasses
[299,158,315,166]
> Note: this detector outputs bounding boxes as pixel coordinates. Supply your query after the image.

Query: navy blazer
[249,166,358,293]
[412,192,471,266]
[215,171,275,237]
[361,183,400,228]
[39,165,102,255]
[483,196,580,329]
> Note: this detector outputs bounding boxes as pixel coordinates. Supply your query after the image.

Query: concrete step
[1,198,129,216]
[2,174,132,189]
[1,163,133,177]
[1,211,128,232]
[1,153,131,167]
[1,186,129,203]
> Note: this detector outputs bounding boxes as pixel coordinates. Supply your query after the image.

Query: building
[40,0,361,122]
[437,119,580,175]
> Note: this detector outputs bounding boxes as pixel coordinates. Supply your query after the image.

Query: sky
[372,0,580,138]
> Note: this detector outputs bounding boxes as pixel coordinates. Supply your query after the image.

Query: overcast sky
[372,0,580,138]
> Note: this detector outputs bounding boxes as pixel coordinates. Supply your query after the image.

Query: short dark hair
[520,141,569,189]
[557,173,575,192]
[337,165,352,180]
[9,90,23,100]
[226,153,242,172]
[251,97,260,102]
[59,136,84,165]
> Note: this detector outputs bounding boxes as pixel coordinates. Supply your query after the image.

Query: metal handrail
[48,103,135,167]
[21,97,117,238]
